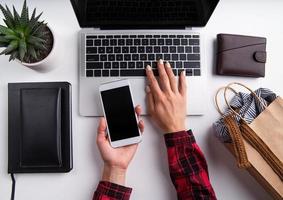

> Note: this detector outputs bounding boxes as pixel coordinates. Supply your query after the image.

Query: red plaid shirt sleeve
[93,181,132,200]
[164,130,216,200]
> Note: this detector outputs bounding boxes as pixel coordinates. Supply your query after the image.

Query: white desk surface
[1,0,282,199]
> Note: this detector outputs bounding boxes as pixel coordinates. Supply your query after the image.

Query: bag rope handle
[223,82,267,122]
[214,86,238,116]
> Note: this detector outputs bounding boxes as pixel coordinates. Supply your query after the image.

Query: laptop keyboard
[85,34,201,77]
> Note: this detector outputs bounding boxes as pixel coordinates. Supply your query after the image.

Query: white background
[0,0,283,199]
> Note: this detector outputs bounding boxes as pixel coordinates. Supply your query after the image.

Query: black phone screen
[101,86,140,142]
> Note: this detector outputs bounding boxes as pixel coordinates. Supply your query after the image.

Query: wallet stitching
[217,43,266,54]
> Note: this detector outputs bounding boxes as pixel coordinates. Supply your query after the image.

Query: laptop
[70,0,219,116]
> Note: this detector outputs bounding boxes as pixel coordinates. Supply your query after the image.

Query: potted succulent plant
[0,0,54,70]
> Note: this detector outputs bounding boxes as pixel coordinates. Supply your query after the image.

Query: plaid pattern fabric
[93,181,132,200]
[93,130,216,200]
[164,130,216,200]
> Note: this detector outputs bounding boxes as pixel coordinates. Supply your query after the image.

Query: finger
[178,70,187,96]
[97,117,107,143]
[146,85,155,114]
[138,119,145,133]
[157,59,171,92]
[164,62,178,93]
[135,105,142,118]
[146,65,163,100]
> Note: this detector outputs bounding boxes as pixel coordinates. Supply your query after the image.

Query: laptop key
[116,54,123,61]
[104,62,111,69]
[110,39,117,46]
[151,62,157,68]
[162,46,168,53]
[126,39,133,45]
[136,62,144,68]
[130,46,137,53]
[181,39,188,45]
[185,46,192,53]
[193,47,200,53]
[177,69,184,76]
[144,62,151,68]
[102,39,109,46]
[148,54,155,60]
[142,39,149,45]
[172,54,178,60]
[132,54,139,61]
[184,62,200,68]
[102,70,109,77]
[164,54,170,60]
[108,54,115,61]
[106,47,113,53]
[158,39,164,45]
[156,54,163,60]
[94,70,101,77]
[140,54,147,60]
[98,47,105,54]
[170,61,175,68]
[120,70,145,76]
[138,47,145,53]
[166,39,172,45]
[170,46,177,53]
[186,69,193,76]
[124,54,131,61]
[86,47,97,54]
[173,39,180,45]
[86,40,93,46]
[110,70,119,76]
[118,39,125,45]
[112,62,119,68]
[87,55,99,61]
[86,70,93,77]
[146,46,153,53]
[180,54,186,60]
[128,62,135,68]
[94,40,101,46]
[150,39,157,45]
[194,69,201,76]
[189,39,200,45]
[120,62,127,68]
[177,46,184,53]
[122,47,129,53]
[154,46,161,53]
[100,54,107,61]
[187,54,200,60]
[176,61,182,68]
[114,47,121,53]
[134,39,141,45]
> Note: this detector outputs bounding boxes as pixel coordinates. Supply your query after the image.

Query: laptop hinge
[185,27,193,30]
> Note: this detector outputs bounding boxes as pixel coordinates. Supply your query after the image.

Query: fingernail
[158,59,163,64]
[146,65,152,70]
[182,70,186,77]
[165,62,171,68]
[145,85,151,93]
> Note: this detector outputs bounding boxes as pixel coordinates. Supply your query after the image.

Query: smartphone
[99,80,142,148]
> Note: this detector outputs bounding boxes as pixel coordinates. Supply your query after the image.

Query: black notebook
[8,82,72,173]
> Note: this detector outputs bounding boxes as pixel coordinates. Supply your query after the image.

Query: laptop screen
[71,0,219,28]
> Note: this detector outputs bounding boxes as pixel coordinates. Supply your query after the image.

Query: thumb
[97,117,107,143]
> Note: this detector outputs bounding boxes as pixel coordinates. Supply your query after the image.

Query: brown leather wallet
[216,34,267,77]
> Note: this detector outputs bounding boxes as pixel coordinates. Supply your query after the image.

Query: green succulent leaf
[9,50,18,61]
[20,0,29,26]
[4,34,19,40]
[0,40,18,55]
[18,39,27,61]
[13,6,21,28]
[0,25,15,35]
[28,45,37,60]
[0,5,14,28]
[28,35,45,44]
[0,35,9,43]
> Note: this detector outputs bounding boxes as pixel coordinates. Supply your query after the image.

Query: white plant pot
[18,25,56,72]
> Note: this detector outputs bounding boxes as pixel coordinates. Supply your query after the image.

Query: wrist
[164,124,186,134]
[102,164,127,186]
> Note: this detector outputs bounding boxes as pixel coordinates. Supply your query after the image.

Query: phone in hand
[99,79,142,148]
